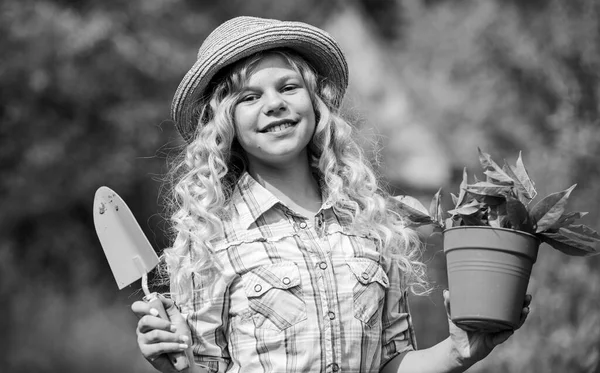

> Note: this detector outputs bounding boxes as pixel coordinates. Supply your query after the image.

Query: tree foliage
[2,0,600,372]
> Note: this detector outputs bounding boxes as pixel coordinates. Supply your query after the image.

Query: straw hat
[171,16,349,142]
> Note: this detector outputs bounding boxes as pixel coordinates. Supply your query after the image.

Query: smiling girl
[131,16,530,373]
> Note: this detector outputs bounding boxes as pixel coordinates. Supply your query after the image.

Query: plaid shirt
[181,172,416,373]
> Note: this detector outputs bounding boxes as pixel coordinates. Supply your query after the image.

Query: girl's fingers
[137,314,174,334]
[517,294,532,328]
[442,289,451,319]
[131,300,167,320]
[131,300,151,318]
[139,328,189,344]
[131,297,192,369]
[518,305,530,328]
[140,341,190,359]
[491,330,514,346]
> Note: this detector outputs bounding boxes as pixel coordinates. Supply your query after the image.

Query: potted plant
[395,148,600,332]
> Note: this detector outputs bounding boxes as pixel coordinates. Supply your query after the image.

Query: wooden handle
[145,295,190,371]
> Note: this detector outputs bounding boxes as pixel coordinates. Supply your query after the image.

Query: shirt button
[319,262,327,270]
[282,277,291,285]
[361,272,370,280]
[299,221,307,229]
[332,363,339,372]
[254,284,262,292]
[328,311,336,320]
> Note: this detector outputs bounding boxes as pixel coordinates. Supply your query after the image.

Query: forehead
[245,54,300,80]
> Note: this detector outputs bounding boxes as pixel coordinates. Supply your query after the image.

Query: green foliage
[3,0,600,372]
[436,149,600,257]
[428,187,444,226]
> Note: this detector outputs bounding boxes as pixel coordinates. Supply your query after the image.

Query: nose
[262,91,287,115]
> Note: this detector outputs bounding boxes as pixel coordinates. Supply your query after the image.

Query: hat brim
[171,19,348,142]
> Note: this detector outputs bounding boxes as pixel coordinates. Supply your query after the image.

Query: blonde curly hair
[161,49,429,305]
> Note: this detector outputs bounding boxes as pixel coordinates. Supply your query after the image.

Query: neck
[247,155,322,218]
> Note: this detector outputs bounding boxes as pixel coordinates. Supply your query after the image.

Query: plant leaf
[429,188,444,225]
[461,211,486,226]
[447,199,482,216]
[505,194,535,233]
[530,184,577,233]
[567,224,600,239]
[488,203,509,228]
[456,168,468,208]
[502,160,533,205]
[540,224,600,256]
[450,193,459,206]
[389,195,433,224]
[514,152,537,200]
[483,170,514,185]
[548,211,589,232]
[469,193,506,206]
[478,148,514,184]
[488,217,503,228]
[466,182,512,197]
[445,217,455,229]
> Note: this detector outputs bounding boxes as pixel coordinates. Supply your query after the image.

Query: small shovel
[93,186,189,371]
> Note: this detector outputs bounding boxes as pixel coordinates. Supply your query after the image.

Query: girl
[131,16,530,373]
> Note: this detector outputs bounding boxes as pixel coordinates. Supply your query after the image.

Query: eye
[281,84,299,93]
[239,93,259,103]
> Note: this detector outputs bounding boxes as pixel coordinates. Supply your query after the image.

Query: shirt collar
[231,172,282,230]
[230,171,355,229]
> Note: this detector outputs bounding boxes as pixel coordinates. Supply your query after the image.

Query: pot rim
[443,225,539,241]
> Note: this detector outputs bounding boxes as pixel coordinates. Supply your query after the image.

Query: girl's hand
[443,290,531,369]
[131,294,194,373]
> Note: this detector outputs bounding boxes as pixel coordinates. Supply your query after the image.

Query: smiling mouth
[261,120,297,133]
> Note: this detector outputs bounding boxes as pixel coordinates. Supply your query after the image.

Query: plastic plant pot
[444,226,540,333]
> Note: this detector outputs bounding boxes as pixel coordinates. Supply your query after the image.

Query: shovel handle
[145,294,190,371]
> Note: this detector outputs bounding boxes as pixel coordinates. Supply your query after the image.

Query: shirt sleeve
[177,267,232,373]
[379,256,417,367]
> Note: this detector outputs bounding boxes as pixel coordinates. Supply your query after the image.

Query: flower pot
[444,226,540,332]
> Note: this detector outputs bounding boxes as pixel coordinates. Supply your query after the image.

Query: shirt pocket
[346,258,390,327]
[241,261,307,331]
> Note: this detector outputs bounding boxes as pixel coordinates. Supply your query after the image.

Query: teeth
[266,122,294,133]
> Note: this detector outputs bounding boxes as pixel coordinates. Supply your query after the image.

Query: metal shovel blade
[93,186,159,289]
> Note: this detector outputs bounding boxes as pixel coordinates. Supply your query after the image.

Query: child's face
[233,54,316,169]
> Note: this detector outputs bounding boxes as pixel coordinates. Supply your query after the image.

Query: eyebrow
[242,73,302,91]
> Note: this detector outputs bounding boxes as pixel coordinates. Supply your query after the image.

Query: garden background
[2,0,600,372]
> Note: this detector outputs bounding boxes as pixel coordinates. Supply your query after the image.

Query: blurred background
[2,0,600,372]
